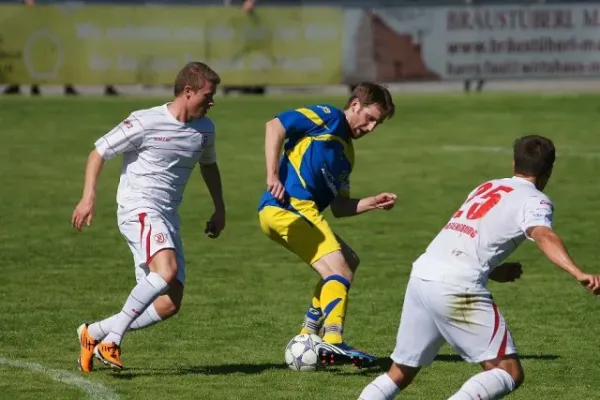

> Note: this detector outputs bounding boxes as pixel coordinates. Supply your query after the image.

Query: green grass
[1,93,599,399]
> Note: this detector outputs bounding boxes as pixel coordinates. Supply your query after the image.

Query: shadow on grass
[109,363,289,379]
[107,354,560,379]
[334,354,562,376]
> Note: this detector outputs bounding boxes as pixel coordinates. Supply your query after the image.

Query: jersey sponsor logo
[153,137,172,142]
[316,105,331,114]
[540,199,554,210]
[123,119,133,129]
[154,232,167,245]
[321,167,338,195]
[443,222,478,238]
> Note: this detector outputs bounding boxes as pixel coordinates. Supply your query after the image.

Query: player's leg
[310,250,352,343]
[299,279,324,335]
[435,287,521,399]
[359,277,444,399]
[93,213,179,369]
[93,249,175,369]
[300,236,359,336]
[78,216,146,373]
[87,279,183,339]
[79,281,183,371]
[259,205,369,364]
[359,364,420,400]
[447,355,523,400]
[88,239,186,339]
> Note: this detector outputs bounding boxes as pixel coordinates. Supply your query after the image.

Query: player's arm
[528,226,600,293]
[264,118,287,201]
[200,162,225,214]
[199,135,225,238]
[522,197,600,294]
[265,108,317,201]
[71,116,144,231]
[71,149,105,231]
[330,193,397,218]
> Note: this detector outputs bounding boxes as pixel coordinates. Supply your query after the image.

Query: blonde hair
[173,62,221,96]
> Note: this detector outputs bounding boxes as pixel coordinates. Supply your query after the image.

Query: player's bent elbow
[330,202,345,218]
[91,148,105,162]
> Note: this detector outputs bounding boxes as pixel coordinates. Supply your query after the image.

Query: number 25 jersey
[411,176,554,287]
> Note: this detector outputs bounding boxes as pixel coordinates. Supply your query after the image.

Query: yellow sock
[300,279,323,335]
[320,275,351,344]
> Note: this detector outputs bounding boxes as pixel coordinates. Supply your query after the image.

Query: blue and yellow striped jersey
[258,104,354,213]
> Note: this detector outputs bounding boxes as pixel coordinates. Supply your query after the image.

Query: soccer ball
[284,333,323,372]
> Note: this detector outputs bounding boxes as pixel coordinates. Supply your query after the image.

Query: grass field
[1,93,600,400]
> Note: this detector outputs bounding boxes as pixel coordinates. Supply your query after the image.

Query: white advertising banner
[343,4,600,81]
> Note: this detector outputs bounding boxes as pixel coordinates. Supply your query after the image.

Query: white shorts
[118,210,186,285]
[391,277,517,367]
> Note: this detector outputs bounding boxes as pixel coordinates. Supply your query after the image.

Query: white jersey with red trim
[94,104,216,220]
[411,176,554,288]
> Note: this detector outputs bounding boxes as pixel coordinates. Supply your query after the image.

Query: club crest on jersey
[199,135,208,149]
[154,233,167,245]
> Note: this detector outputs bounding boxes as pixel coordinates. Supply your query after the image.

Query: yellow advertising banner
[0,5,343,85]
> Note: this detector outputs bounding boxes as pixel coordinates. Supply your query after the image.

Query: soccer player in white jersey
[71,62,225,372]
[359,135,600,399]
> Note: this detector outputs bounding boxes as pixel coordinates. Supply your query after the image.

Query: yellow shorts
[258,199,341,265]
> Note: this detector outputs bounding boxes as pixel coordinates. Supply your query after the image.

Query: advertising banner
[0,4,343,85]
[343,5,600,82]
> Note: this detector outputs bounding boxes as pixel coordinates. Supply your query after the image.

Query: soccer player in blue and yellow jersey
[258,83,397,367]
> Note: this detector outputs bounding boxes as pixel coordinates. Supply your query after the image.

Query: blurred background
[2,0,600,96]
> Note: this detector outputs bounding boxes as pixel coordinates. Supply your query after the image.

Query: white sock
[130,303,163,330]
[88,315,118,341]
[358,373,400,400]
[447,368,516,400]
[88,304,163,340]
[102,272,168,346]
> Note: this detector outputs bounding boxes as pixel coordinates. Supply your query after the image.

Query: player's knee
[166,298,181,317]
[509,364,524,388]
[154,288,183,319]
[149,249,179,283]
[347,252,360,273]
[312,251,354,281]
[329,262,353,282]
[483,356,524,388]
[389,363,420,389]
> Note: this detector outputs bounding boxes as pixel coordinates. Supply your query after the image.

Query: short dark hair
[513,135,555,177]
[344,82,395,121]
[173,62,221,96]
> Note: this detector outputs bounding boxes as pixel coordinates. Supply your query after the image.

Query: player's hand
[373,192,397,210]
[71,198,95,232]
[205,209,226,239]
[267,175,286,202]
[576,273,600,295]
[489,262,523,283]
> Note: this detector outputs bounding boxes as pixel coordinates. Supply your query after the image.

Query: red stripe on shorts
[138,213,152,264]
[497,328,509,358]
[139,213,147,244]
[490,303,500,344]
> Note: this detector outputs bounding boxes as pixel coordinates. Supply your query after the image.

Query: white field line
[0,356,119,400]
[441,145,600,159]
